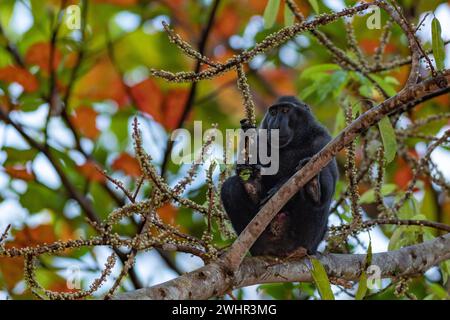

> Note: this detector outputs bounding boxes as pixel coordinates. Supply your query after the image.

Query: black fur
[220,96,338,257]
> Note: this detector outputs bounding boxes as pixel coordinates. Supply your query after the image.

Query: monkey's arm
[236,118,263,204]
[221,175,261,235]
[220,119,265,234]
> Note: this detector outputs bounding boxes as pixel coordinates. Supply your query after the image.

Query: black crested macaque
[220,96,338,257]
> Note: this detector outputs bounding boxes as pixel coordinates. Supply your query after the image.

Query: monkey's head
[260,96,315,149]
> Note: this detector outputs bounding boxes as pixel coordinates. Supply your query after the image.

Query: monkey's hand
[236,118,262,203]
[296,157,321,204]
[237,163,262,204]
[240,118,255,131]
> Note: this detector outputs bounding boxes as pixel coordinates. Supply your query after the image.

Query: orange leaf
[111,153,142,178]
[360,39,396,55]
[162,88,189,131]
[394,151,417,190]
[436,93,449,107]
[0,95,13,112]
[213,6,240,39]
[5,224,57,249]
[157,203,178,225]
[390,66,409,87]
[25,42,62,74]
[130,79,164,122]
[5,165,35,181]
[260,68,296,95]
[0,257,24,289]
[394,165,413,190]
[64,52,79,69]
[248,0,268,12]
[71,106,100,139]
[0,65,39,93]
[48,277,79,294]
[78,161,105,183]
[73,57,128,107]
[0,224,58,290]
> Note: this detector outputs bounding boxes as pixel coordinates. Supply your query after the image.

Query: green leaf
[19,183,66,214]
[431,17,446,71]
[398,197,420,219]
[263,0,280,29]
[333,107,345,137]
[0,0,15,28]
[299,82,320,100]
[355,272,368,300]
[90,183,115,220]
[310,258,335,300]
[378,116,397,164]
[420,185,439,222]
[284,4,295,26]
[440,260,450,285]
[388,217,429,251]
[388,227,405,251]
[355,241,372,300]
[366,240,373,266]
[19,95,45,112]
[258,283,296,299]
[300,64,341,80]
[370,74,397,97]
[359,184,397,204]
[109,110,131,151]
[427,283,449,299]
[308,0,320,14]
[2,147,38,166]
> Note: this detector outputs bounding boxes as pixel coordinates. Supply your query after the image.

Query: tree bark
[114,233,450,299]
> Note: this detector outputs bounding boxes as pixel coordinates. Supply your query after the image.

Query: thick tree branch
[114,233,450,299]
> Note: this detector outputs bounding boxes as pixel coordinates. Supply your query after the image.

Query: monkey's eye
[281,106,289,113]
[269,108,277,116]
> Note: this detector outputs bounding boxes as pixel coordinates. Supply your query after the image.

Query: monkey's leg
[296,157,321,203]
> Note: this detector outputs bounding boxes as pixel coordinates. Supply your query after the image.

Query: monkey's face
[261,100,312,149]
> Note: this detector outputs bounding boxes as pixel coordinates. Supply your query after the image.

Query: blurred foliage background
[0,0,449,300]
